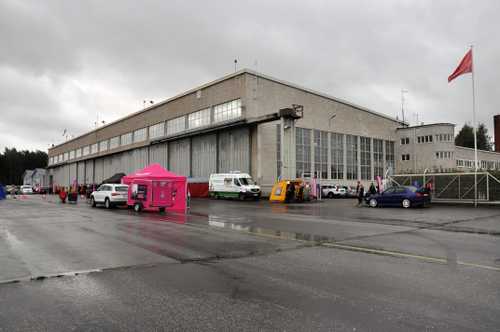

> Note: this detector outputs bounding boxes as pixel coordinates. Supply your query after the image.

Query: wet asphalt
[0,195,499,331]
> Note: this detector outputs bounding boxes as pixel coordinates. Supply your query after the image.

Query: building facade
[47,70,500,194]
[396,123,500,174]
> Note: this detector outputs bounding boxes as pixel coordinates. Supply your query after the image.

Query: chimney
[495,115,500,152]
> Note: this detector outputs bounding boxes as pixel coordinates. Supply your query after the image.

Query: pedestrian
[357,183,365,206]
[369,182,376,196]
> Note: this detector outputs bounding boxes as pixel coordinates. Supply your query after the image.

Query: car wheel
[91,197,96,208]
[239,193,245,201]
[327,192,334,199]
[134,203,142,212]
[402,199,411,208]
[369,198,378,208]
[159,207,165,213]
[104,198,111,209]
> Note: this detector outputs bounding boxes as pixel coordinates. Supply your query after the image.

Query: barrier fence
[389,172,500,203]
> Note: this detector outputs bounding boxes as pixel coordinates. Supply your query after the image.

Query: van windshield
[239,178,255,185]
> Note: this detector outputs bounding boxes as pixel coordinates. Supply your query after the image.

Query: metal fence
[389,172,500,203]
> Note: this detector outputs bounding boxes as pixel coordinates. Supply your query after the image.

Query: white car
[321,185,346,198]
[20,185,33,194]
[90,184,129,209]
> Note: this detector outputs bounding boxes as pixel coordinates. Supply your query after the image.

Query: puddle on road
[119,209,336,245]
[206,215,335,244]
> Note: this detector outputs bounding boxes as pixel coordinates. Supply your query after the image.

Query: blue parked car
[365,185,430,208]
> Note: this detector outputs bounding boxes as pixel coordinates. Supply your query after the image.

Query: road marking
[321,243,500,272]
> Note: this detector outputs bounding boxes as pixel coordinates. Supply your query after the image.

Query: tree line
[454,123,493,151]
[0,148,48,185]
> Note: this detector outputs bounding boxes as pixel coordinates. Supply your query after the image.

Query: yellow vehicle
[269,179,305,202]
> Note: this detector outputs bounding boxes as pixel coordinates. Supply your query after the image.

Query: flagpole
[471,45,478,207]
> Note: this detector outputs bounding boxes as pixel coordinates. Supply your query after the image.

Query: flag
[448,49,473,82]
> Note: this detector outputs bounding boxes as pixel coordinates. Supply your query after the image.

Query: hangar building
[47,69,500,194]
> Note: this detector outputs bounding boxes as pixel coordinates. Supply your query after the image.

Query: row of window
[417,135,433,143]
[293,128,395,180]
[49,99,242,165]
[436,151,453,159]
[456,159,500,170]
[436,133,453,142]
[401,133,454,145]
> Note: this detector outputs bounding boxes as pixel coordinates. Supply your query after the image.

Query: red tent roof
[122,164,185,184]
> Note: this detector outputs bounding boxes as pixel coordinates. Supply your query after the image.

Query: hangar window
[63,152,69,161]
[330,133,344,180]
[83,146,90,156]
[99,140,108,152]
[314,130,328,179]
[133,128,147,143]
[149,122,165,139]
[360,137,371,180]
[373,139,384,178]
[188,108,211,129]
[121,132,132,146]
[76,148,82,158]
[346,135,358,180]
[167,116,186,135]
[69,150,75,160]
[90,143,98,154]
[295,128,311,178]
[109,136,119,149]
[213,99,241,123]
[385,141,395,172]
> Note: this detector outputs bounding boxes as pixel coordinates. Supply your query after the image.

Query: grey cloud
[1,0,499,151]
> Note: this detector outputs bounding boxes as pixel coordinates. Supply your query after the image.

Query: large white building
[46,69,500,194]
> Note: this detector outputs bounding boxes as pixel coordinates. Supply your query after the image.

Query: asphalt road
[0,195,499,331]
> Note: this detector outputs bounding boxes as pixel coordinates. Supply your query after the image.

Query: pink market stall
[121,164,187,213]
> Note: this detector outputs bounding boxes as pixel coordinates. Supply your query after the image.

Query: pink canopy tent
[122,164,187,212]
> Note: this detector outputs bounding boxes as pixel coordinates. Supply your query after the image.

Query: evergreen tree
[0,148,48,185]
[454,123,492,151]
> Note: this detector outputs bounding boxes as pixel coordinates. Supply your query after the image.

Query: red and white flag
[448,49,473,82]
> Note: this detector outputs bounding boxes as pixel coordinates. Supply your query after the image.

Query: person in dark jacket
[357,183,365,206]
[369,182,377,196]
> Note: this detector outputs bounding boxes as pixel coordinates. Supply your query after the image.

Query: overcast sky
[1,0,499,152]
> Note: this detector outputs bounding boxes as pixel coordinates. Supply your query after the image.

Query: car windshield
[239,178,254,185]
[115,186,128,192]
[405,186,418,192]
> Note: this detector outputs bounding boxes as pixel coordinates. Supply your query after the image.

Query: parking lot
[1,195,500,331]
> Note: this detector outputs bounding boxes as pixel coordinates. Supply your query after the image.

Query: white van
[209,172,261,200]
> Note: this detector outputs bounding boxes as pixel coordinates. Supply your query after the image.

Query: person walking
[357,183,365,206]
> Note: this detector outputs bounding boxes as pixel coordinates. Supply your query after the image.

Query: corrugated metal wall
[109,154,124,176]
[102,156,113,180]
[132,147,149,172]
[218,127,250,173]
[169,139,191,176]
[192,134,217,179]
[56,165,70,187]
[50,125,252,185]
[77,162,85,183]
[85,160,94,184]
[69,163,78,185]
[150,143,169,169]
[94,158,104,184]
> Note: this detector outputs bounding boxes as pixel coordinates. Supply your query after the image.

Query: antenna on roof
[401,89,408,124]
[234,59,238,72]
